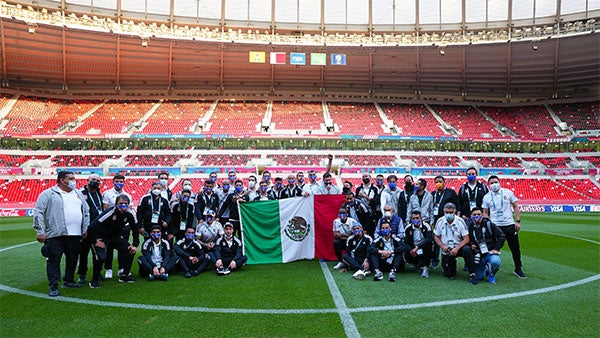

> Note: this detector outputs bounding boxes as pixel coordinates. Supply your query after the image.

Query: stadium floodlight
[26,22,37,34]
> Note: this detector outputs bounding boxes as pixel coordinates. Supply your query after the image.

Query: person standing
[482,175,526,279]
[33,171,90,297]
[457,167,489,219]
[76,174,104,284]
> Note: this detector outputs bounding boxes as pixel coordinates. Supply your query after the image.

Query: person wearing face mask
[219,180,247,238]
[433,203,475,282]
[380,175,401,218]
[254,180,276,201]
[343,224,373,280]
[282,174,303,199]
[368,221,410,282]
[270,177,286,199]
[101,174,132,280]
[137,182,173,243]
[403,211,433,278]
[296,171,306,191]
[482,175,525,279]
[467,207,505,284]
[174,226,210,278]
[245,175,259,201]
[356,173,381,223]
[344,192,375,237]
[77,174,104,284]
[397,175,416,225]
[86,194,139,288]
[34,171,90,296]
[406,178,434,224]
[332,208,361,270]
[194,180,220,223]
[170,179,197,207]
[208,171,220,188]
[214,222,247,275]
[216,179,234,224]
[373,205,404,240]
[138,226,177,281]
[156,171,172,201]
[195,209,224,264]
[170,189,196,241]
[457,167,489,220]
[430,175,459,270]
[262,170,273,188]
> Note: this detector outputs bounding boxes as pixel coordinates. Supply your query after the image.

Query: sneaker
[333,262,346,269]
[49,288,59,297]
[470,273,479,285]
[119,275,137,283]
[190,269,200,277]
[352,270,366,280]
[489,274,496,284]
[148,274,156,281]
[430,261,439,269]
[513,268,527,279]
[89,281,100,289]
[363,270,372,277]
[222,268,231,275]
[159,274,168,281]
[373,270,383,281]
[104,269,113,279]
[61,281,81,288]
[388,270,396,282]
[421,267,429,278]
[117,268,124,275]
[77,276,86,284]
[184,271,192,278]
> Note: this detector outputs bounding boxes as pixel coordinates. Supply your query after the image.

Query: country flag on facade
[239,194,346,264]
[249,51,266,63]
[270,52,286,64]
[310,53,327,65]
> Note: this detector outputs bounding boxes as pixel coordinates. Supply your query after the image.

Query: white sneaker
[117,268,124,275]
[104,269,113,279]
[363,270,371,277]
[352,270,366,280]
[333,262,346,269]
[421,267,429,278]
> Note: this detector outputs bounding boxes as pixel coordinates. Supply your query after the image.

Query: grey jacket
[33,185,90,238]
[406,190,434,224]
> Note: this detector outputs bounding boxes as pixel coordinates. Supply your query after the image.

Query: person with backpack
[466,207,505,284]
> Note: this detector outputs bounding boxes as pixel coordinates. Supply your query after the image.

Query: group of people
[332,169,525,285]
[33,154,525,297]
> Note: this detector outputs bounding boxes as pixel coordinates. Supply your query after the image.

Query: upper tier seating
[208,100,267,134]
[70,100,154,134]
[379,103,446,137]
[431,105,505,139]
[552,102,600,131]
[327,102,385,135]
[139,100,212,134]
[271,101,324,131]
[1,96,63,134]
[482,106,558,139]
[39,100,101,134]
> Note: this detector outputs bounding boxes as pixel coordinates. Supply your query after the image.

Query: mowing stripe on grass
[0,241,36,253]
[522,230,600,245]
[349,274,600,313]
[319,261,360,338]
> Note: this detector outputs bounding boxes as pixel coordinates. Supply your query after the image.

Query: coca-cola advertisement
[0,209,27,217]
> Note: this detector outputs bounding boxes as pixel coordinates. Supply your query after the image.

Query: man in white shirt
[482,175,525,279]
[433,203,475,282]
[33,171,90,296]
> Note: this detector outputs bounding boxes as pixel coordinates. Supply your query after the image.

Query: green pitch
[1,213,598,337]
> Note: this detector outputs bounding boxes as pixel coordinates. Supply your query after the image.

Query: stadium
[0,0,599,337]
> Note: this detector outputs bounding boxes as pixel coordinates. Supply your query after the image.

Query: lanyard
[490,189,504,210]
[434,190,445,205]
[352,236,364,255]
[204,223,216,237]
[89,190,101,211]
[473,225,486,243]
[383,238,393,251]
[466,185,479,201]
[444,222,456,239]
[151,196,162,213]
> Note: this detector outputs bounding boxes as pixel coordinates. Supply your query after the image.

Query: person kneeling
[174,226,210,278]
[368,221,409,282]
[138,226,178,281]
[214,222,247,275]
[467,207,505,284]
[342,224,373,280]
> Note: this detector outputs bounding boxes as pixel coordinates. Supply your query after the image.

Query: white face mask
[384,211,392,218]
[249,181,256,189]
[490,182,501,192]
[152,189,162,196]
[183,184,193,191]
[159,179,168,187]
[67,180,76,190]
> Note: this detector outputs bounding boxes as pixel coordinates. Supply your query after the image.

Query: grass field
[1,213,599,337]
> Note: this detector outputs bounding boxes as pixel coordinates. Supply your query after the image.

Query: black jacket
[467,218,506,253]
[457,181,489,217]
[403,222,433,250]
[87,207,139,247]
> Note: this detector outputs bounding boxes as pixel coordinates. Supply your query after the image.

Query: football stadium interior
[0,1,599,337]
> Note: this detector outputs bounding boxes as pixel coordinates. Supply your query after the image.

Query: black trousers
[178,255,210,273]
[90,237,134,282]
[76,239,91,278]
[441,246,474,278]
[45,236,81,288]
[404,244,433,269]
[342,253,367,271]
[333,239,346,262]
[498,224,522,269]
[370,254,402,272]
[220,255,247,271]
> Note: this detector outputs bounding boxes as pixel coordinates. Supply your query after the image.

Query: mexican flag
[239,194,346,264]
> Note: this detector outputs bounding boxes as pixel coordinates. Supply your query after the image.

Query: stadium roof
[0,1,599,101]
